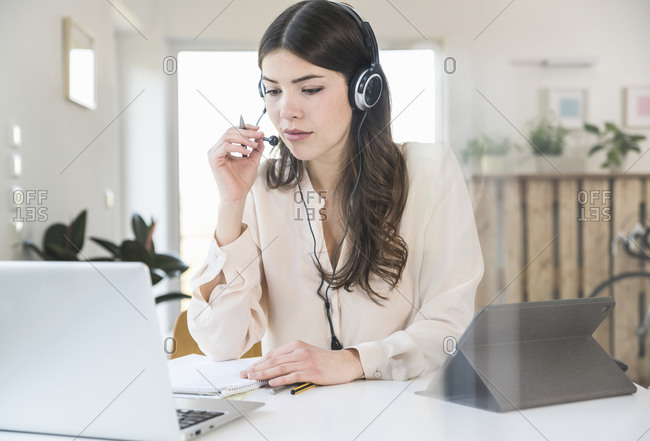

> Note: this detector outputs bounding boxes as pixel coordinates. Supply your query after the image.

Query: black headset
[258,1,384,112]
[256,1,383,350]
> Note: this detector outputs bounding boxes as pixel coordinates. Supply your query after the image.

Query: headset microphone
[262,136,279,146]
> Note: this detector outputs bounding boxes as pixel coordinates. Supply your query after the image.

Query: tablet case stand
[416,297,637,412]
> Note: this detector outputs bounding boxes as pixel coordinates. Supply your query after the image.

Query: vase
[534,155,560,173]
[481,156,507,174]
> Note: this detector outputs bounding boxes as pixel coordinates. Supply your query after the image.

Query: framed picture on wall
[544,89,587,129]
[63,17,96,109]
[624,87,650,128]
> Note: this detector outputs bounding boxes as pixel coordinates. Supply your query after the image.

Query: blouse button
[374,371,382,379]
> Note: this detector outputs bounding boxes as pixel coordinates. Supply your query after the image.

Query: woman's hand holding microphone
[208,123,266,247]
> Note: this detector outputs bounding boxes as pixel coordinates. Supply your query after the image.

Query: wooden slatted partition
[612,179,643,383]
[470,174,649,387]
[470,177,500,310]
[502,178,524,304]
[525,179,555,302]
[581,178,613,352]
[558,180,579,300]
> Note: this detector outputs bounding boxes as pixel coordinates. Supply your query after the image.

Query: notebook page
[167,354,267,396]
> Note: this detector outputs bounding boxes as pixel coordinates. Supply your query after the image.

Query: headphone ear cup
[348,69,365,111]
[348,68,383,111]
[258,77,265,98]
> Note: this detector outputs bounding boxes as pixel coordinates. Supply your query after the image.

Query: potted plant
[584,122,646,172]
[461,135,518,175]
[23,210,87,260]
[526,115,567,173]
[23,210,190,304]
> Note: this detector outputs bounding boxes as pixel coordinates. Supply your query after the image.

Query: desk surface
[2,374,649,441]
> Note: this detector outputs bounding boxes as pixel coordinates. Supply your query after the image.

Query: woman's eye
[264,88,322,96]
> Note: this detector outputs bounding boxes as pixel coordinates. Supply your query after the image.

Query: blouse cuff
[190,224,257,303]
[349,341,387,380]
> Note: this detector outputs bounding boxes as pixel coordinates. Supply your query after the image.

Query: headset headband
[328,1,380,68]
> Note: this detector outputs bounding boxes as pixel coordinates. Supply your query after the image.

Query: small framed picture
[624,87,650,128]
[544,89,587,129]
[63,17,96,109]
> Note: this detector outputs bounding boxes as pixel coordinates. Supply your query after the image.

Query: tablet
[416,297,637,412]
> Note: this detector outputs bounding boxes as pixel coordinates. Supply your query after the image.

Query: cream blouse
[188,142,484,381]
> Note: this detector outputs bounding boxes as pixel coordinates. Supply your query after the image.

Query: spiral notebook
[167,354,269,397]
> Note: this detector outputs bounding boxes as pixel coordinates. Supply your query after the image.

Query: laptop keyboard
[177,409,225,429]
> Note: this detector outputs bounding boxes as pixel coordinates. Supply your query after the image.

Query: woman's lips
[285,132,312,141]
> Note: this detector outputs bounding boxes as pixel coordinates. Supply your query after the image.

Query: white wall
[446,0,650,172]
[0,0,122,260]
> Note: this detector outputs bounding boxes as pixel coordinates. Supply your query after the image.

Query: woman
[188,0,484,387]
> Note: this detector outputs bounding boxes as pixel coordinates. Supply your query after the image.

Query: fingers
[268,371,308,387]
[232,128,264,150]
[245,352,301,377]
[216,127,264,150]
[208,129,265,161]
[252,340,305,367]
[247,360,306,382]
[240,341,309,380]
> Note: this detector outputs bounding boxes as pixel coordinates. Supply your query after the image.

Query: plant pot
[534,155,561,173]
[607,163,625,174]
[481,155,508,174]
[554,155,586,174]
[468,157,482,176]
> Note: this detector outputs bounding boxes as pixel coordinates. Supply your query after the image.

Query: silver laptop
[0,261,263,440]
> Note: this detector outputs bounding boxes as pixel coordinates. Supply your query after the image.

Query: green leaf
[154,292,191,304]
[606,150,621,166]
[45,243,79,261]
[69,210,87,252]
[89,237,122,257]
[629,135,647,142]
[44,224,71,252]
[155,253,189,277]
[121,240,154,267]
[584,123,600,134]
[146,220,156,254]
[150,270,164,286]
[132,214,149,246]
[604,122,620,134]
[587,144,604,155]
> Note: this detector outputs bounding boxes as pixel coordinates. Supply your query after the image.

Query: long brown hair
[258,0,409,304]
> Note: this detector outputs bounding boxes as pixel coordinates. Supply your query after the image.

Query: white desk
[2,374,649,441]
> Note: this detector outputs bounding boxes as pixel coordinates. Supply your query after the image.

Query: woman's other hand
[240,340,364,386]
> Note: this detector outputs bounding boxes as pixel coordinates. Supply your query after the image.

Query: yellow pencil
[290,382,317,395]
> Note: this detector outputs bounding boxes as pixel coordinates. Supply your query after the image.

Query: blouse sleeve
[187,188,267,361]
[350,144,484,381]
